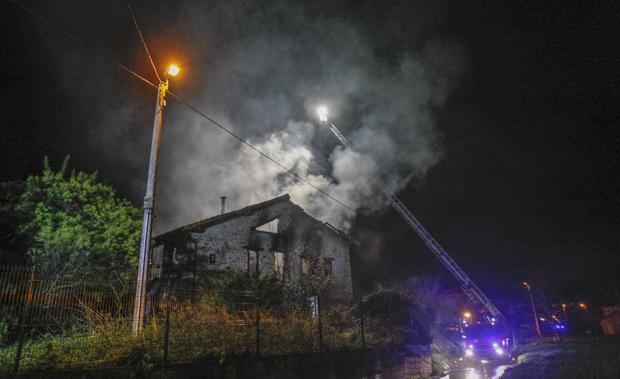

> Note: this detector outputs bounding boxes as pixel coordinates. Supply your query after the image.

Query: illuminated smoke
[39,1,463,231]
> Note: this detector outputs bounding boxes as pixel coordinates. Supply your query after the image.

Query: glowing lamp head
[317,106,328,123]
[463,312,472,319]
[166,64,180,77]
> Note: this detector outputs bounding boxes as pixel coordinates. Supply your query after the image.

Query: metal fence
[1,265,135,326]
[0,266,395,374]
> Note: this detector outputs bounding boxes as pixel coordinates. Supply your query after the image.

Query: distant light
[465,349,474,357]
[539,317,546,322]
[317,106,328,123]
[167,64,180,77]
[491,318,496,322]
[579,303,587,309]
[492,342,499,348]
[463,312,472,319]
[495,348,504,356]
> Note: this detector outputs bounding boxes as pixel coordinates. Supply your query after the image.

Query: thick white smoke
[36,0,462,231]
[151,2,461,231]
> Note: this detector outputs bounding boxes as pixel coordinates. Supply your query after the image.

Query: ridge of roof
[154,194,291,243]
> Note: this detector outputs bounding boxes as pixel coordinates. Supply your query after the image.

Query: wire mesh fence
[0,265,392,374]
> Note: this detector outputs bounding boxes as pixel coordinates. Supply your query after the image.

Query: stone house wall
[153,195,353,300]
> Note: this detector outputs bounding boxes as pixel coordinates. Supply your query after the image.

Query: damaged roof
[153,194,293,245]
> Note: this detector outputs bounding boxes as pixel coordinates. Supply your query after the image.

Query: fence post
[255,297,260,356]
[13,266,36,373]
[387,299,395,344]
[317,295,323,352]
[163,294,171,366]
[359,299,366,348]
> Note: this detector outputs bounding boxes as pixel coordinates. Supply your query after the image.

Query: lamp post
[578,302,587,311]
[132,64,180,335]
[523,281,541,338]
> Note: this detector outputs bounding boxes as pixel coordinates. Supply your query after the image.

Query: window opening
[301,257,311,275]
[255,217,279,233]
[274,252,284,277]
[323,258,333,277]
[248,250,258,275]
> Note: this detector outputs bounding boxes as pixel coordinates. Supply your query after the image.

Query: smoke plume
[39,0,463,231]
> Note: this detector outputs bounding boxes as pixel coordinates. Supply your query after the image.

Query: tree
[16,157,141,279]
[361,284,440,346]
[209,270,286,311]
[0,180,29,265]
[284,230,343,308]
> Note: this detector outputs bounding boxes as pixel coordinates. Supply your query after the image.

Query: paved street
[441,359,518,379]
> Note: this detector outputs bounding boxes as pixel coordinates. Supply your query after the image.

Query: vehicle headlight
[465,349,474,357]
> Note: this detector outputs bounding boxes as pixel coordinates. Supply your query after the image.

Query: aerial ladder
[317,107,504,321]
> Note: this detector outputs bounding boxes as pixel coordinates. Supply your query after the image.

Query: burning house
[151,194,353,300]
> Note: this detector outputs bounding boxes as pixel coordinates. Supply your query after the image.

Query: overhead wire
[124,1,357,214]
[126,1,162,83]
[7,0,158,90]
[168,91,358,214]
[8,0,358,216]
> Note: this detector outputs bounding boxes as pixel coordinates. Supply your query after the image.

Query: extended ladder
[324,121,503,319]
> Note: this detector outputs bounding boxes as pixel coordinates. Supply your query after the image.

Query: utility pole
[132,64,179,335]
[523,281,541,338]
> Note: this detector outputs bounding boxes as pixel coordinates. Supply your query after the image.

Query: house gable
[152,194,353,300]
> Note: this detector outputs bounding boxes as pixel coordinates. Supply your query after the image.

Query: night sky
[1,1,619,304]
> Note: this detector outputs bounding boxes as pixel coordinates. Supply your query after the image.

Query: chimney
[220,196,226,214]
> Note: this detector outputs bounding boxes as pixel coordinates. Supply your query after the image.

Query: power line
[126,1,161,83]
[168,91,358,214]
[7,0,158,90]
[8,0,358,216]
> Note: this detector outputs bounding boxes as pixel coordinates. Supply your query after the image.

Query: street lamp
[463,311,472,319]
[166,64,180,77]
[523,281,541,338]
[132,63,179,335]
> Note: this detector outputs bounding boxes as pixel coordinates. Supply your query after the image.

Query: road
[440,359,518,379]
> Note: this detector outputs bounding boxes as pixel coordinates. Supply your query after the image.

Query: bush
[0,320,162,372]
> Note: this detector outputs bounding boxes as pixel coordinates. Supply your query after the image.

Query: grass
[0,319,163,372]
[0,305,372,373]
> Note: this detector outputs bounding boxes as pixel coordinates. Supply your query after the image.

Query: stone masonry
[152,194,353,300]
